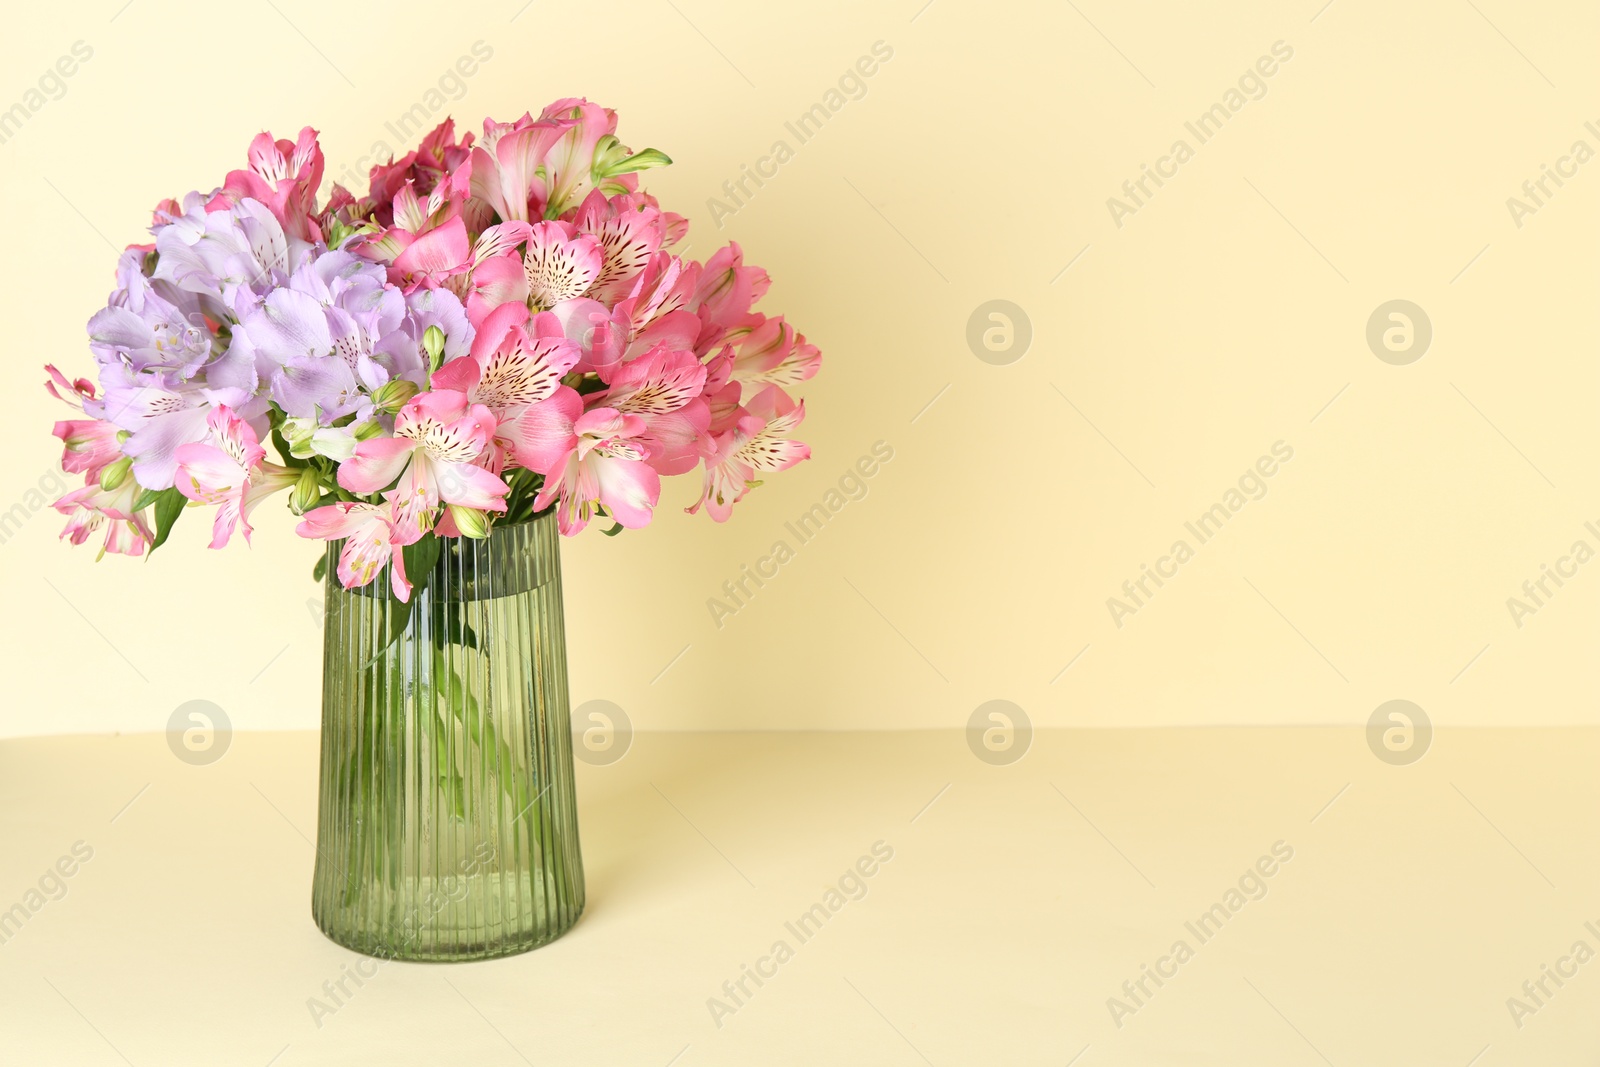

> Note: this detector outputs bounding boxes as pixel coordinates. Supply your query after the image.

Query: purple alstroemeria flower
[152,194,304,322]
[238,252,472,424]
[86,248,213,379]
[95,363,266,490]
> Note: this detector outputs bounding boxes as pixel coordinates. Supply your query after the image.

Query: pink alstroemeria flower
[376,184,532,319]
[593,343,710,476]
[367,118,476,226]
[514,388,660,534]
[338,390,509,538]
[212,127,326,243]
[53,419,123,478]
[725,315,822,390]
[433,304,581,421]
[691,243,771,330]
[468,101,619,223]
[44,364,97,410]
[296,500,416,601]
[689,385,810,522]
[571,189,668,306]
[523,221,602,311]
[54,480,152,559]
[173,406,298,549]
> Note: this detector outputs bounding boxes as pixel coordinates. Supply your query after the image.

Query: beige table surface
[0,728,1595,1066]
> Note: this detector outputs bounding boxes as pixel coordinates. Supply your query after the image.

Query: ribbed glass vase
[311,512,584,961]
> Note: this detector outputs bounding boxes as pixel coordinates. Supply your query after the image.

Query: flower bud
[447,504,491,539]
[290,468,322,515]
[99,455,132,491]
[280,417,318,459]
[352,420,386,441]
[423,326,447,372]
[371,378,420,414]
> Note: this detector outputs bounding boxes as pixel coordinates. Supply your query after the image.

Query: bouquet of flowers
[45,99,819,601]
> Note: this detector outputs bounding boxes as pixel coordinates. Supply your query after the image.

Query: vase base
[312,901,585,963]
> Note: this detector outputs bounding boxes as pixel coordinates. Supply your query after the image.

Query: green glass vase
[311,511,585,961]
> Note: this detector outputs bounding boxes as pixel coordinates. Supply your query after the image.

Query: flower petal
[509,388,582,474]
[337,437,414,494]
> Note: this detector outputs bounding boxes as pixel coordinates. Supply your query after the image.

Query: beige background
[2,0,1596,736]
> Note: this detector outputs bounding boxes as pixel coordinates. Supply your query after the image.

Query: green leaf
[602,522,625,537]
[312,552,328,583]
[401,533,441,601]
[433,645,528,819]
[599,147,672,178]
[133,487,163,512]
[147,487,187,555]
[432,600,479,651]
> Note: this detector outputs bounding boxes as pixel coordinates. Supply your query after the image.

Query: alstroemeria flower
[377,181,469,289]
[523,221,602,311]
[296,499,416,601]
[514,388,659,534]
[173,406,298,548]
[153,195,297,320]
[468,101,621,223]
[688,385,810,522]
[212,127,326,243]
[691,242,770,330]
[725,314,822,390]
[433,303,581,430]
[338,390,509,537]
[367,118,476,226]
[54,480,152,559]
[238,251,460,423]
[546,297,627,380]
[53,419,123,478]
[536,99,621,218]
[612,251,703,357]
[571,190,667,305]
[95,365,261,490]
[44,364,97,410]
[447,222,534,325]
[377,188,531,318]
[88,248,213,378]
[592,343,709,475]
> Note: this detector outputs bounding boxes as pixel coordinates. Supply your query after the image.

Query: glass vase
[311,511,585,961]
